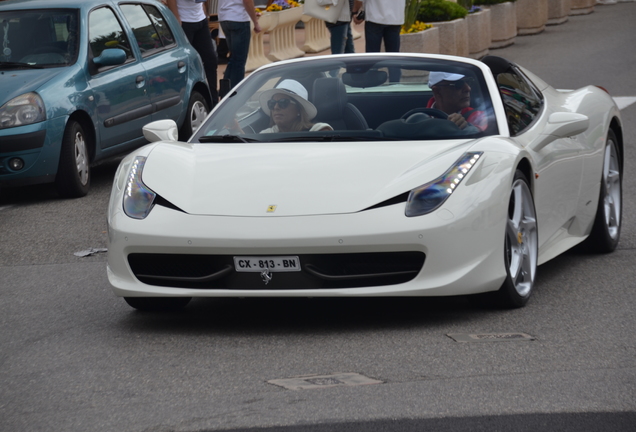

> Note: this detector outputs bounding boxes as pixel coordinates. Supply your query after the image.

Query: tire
[179,91,209,140]
[124,297,192,312]
[494,170,539,308]
[55,120,90,198]
[583,130,622,253]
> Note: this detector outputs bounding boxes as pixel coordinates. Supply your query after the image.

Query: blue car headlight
[0,92,46,129]
[123,156,156,219]
[405,152,483,217]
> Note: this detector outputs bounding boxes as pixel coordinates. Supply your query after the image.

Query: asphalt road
[1,3,635,431]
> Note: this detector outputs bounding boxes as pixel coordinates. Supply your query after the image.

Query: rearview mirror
[143,120,179,142]
[93,48,127,67]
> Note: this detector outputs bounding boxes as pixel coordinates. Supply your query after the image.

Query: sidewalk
[216,21,366,88]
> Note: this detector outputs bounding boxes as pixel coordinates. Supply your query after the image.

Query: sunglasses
[267,98,297,110]
[435,79,473,89]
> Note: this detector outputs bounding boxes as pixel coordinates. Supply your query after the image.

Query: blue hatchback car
[0,0,212,197]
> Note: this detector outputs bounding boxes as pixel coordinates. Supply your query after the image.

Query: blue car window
[0,9,78,66]
[120,4,175,57]
[88,7,134,63]
[143,5,176,48]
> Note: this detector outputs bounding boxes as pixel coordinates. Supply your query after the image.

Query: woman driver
[259,80,333,133]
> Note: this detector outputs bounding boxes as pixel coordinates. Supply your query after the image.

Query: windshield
[0,9,79,68]
[193,56,498,143]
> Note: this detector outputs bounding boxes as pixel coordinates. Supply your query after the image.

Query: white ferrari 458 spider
[107,53,623,311]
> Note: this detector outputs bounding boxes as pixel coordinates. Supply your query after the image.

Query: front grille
[128,252,425,290]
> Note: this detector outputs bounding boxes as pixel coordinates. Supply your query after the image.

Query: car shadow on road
[114,294,515,337]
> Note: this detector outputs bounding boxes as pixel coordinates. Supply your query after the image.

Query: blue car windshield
[0,9,79,68]
[193,56,499,143]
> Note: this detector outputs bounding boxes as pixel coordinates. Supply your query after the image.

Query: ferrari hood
[142,141,475,216]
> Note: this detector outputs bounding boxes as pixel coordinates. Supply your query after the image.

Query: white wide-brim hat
[259,79,318,120]
[428,71,465,87]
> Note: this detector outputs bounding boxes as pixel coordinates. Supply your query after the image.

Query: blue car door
[119,3,187,124]
[87,6,152,150]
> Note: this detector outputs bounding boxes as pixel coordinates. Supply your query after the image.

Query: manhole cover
[447,332,535,343]
[268,372,383,390]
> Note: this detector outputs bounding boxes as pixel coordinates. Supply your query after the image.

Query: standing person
[353,0,405,53]
[218,0,262,89]
[326,0,355,55]
[167,0,219,104]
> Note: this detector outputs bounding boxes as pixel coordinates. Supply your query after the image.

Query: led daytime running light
[406,152,482,217]
[123,156,157,219]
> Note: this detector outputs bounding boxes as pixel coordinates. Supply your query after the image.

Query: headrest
[312,77,347,121]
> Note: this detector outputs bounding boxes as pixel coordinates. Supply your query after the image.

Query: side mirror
[532,112,589,152]
[93,48,126,67]
[143,120,179,142]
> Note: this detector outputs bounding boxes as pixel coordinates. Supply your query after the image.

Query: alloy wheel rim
[505,179,538,297]
[74,131,89,185]
[190,101,208,131]
[603,140,621,240]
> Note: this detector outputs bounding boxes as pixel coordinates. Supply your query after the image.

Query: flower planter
[516,0,548,35]
[481,2,516,49]
[467,9,491,59]
[246,12,278,72]
[300,15,331,53]
[547,0,571,25]
[399,26,440,54]
[570,0,595,14]
[266,6,305,62]
[434,18,468,57]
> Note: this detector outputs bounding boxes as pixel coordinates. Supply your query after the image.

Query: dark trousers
[364,21,401,82]
[328,22,355,55]
[364,21,401,52]
[181,18,219,104]
[220,20,252,89]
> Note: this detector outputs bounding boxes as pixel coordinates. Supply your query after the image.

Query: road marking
[613,97,636,110]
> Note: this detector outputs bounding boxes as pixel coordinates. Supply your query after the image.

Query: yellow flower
[400,21,432,34]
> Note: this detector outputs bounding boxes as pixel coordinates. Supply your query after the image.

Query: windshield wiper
[0,61,44,70]
[198,134,260,143]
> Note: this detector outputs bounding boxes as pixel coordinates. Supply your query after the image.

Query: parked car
[0,0,212,197]
[106,53,623,312]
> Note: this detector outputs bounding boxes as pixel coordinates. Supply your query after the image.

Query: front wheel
[124,297,192,312]
[582,130,622,253]
[55,120,90,198]
[494,170,538,308]
[179,91,209,140]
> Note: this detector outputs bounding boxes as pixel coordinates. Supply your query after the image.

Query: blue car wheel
[55,120,90,198]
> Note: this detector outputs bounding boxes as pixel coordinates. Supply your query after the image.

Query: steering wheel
[400,108,449,121]
[30,45,67,55]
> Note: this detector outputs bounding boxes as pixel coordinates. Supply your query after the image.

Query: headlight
[123,156,156,219]
[0,93,46,129]
[405,152,483,217]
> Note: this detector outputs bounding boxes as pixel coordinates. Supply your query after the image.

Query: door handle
[136,75,145,84]
[177,61,186,69]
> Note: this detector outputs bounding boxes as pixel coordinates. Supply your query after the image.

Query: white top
[218,0,251,22]
[176,0,207,23]
[337,0,351,23]
[360,0,405,26]
[260,123,333,133]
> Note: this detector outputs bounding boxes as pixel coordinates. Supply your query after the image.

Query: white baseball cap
[428,72,465,87]
[259,79,318,120]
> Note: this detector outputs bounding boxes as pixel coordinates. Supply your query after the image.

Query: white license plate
[233,256,301,272]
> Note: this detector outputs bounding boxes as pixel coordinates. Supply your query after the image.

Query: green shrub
[417,0,469,22]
